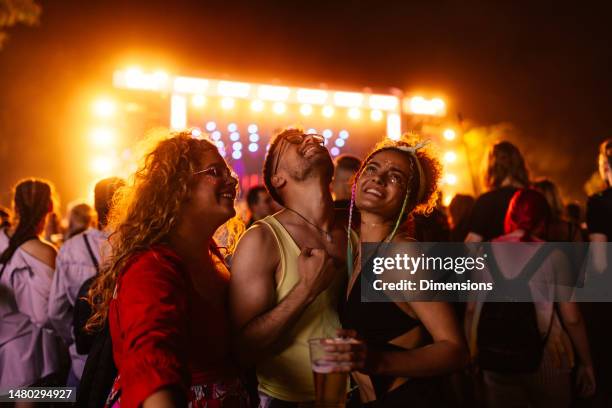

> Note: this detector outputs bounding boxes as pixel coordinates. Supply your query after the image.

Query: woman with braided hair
[338,137,468,407]
[0,179,63,393]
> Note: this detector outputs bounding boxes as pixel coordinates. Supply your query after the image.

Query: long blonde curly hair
[86,131,242,331]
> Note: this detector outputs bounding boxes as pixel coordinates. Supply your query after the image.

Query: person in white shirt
[0,179,61,393]
[48,177,124,385]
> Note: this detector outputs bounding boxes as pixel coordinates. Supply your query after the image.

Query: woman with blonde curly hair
[338,138,468,407]
[86,132,249,407]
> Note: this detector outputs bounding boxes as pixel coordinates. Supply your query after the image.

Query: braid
[0,180,52,267]
[346,181,357,276]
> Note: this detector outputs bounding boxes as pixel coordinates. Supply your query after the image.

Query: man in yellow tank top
[230,128,362,406]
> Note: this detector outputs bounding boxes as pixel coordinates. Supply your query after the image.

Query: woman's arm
[117,254,190,408]
[557,302,596,396]
[366,302,469,377]
[557,302,592,366]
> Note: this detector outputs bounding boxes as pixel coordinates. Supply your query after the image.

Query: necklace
[284,206,334,243]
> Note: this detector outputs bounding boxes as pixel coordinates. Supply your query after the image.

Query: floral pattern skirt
[105,375,250,408]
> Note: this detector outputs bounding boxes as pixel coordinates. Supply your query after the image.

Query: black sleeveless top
[341,259,426,400]
[342,272,421,345]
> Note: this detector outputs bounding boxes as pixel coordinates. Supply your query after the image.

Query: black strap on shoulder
[517,245,553,282]
[82,234,99,271]
[486,244,553,283]
[484,246,504,283]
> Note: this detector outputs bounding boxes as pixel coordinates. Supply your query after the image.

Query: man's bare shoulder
[237,221,277,251]
[232,221,280,276]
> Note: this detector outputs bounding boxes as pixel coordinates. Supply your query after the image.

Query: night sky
[1,0,611,207]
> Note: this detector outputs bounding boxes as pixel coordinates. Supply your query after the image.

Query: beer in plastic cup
[308,338,357,408]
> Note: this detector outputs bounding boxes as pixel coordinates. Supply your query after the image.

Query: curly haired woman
[339,137,468,407]
[87,132,249,408]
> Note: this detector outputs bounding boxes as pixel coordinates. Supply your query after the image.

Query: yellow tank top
[255,215,346,402]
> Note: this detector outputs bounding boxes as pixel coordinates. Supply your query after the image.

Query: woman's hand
[323,329,382,373]
[575,363,596,397]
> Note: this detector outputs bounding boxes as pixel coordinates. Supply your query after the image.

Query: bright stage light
[211,131,221,141]
[300,104,313,116]
[221,97,235,110]
[339,130,349,139]
[121,67,169,91]
[124,67,142,85]
[335,139,345,147]
[258,85,290,101]
[90,128,115,147]
[191,94,206,108]
[248,124,258,133]
[432,98,445,111]
[93,99,116,118]
[370,109,383,121]
[443,129,457,141]
[170,95,187,130]
[232,150,242,160]
[272,102,286,114]
[330,147,340,156]
[443,194,454,207]
[322,105,334,117]
[230,132,240,141]
[444,151,457,163]
[387,113,401,140]
[91,156,116,175]
[406,96,446,116]
[307,128,317,134]
[251,100,264,112]
[191,128,202,138]
[233,142,243,151]
[322,129,333,138]
[206,121,217,131]
[334,91,364,108]
[173,77,209,94]
[297,89,328,105]
[445,173,458,185]
[369,95,399,111]
[348,108,361,120]
[228,123,238,132]
[249,133,259,142]
[248,143,259,152]
[217,81,251,98]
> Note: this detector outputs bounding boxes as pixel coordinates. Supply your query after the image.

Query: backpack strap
[517,244,557,344]
[82,233,99,271]
[517,245,553,282]
[484,246,505,283]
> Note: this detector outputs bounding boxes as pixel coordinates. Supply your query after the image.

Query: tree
[0,0,41,49]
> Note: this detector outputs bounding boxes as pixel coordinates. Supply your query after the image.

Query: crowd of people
[0,129,611,408]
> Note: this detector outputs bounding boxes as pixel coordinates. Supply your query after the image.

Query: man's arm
[229,223,333,366]
[588,233,608,274]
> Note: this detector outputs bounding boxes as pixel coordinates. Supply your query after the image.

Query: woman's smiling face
[185,150,238,229]
[355,149,412,220]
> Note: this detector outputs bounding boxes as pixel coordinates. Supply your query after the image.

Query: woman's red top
[109,245,237,408]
